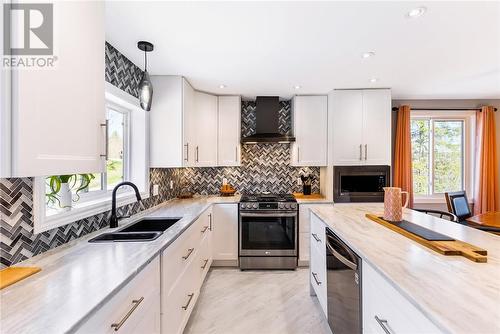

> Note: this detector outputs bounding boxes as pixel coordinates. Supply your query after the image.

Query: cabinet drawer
[76,257,160,334]
[363,262,441,334]
[162,255,199,334]
[310,242,327,316]
[197,230,212,286]
[310,214,326,255]
[162,223,200,296]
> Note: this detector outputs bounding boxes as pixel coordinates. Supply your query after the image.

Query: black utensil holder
[303,184,311,195]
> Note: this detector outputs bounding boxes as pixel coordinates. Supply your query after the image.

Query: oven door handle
[326,241,357,271]
[239,212,298,217]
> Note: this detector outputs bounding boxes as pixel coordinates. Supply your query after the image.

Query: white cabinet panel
[183,79,196,166]
[299,232,310,263]
[76,257,160,334]
[212,204,238,261]
[192,92,218,166]
[363,261,441,334]
[10,1,105,176]
[332,90,364,165]
[217,96,241,166]
[0,3,10,177]
[332,89,391,166]
[362,90,391,165]
[150,76,184,167]
[291,95,328,166]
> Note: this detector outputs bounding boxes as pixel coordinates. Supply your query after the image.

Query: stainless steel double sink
[88,217,181,243]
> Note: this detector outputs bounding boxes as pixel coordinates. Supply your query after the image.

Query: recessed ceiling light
[362,51,375,59]
[219,84,226,89]
[407,7,426,18]
[294,85,301,90]
[370,78,379,83]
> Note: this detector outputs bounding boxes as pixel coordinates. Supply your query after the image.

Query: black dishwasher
[326,228,362,334]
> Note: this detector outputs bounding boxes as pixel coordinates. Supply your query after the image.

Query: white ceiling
[105,1,500,99]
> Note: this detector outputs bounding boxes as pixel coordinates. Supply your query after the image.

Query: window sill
[34,189,149,234]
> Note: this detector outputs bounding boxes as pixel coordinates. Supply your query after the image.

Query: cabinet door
[0,3,10,177]
[362,89,391,165]
[212,204,238,261]
[11,1,105,177]
[291,96,328,166]
[193,91,218,167]
[150,76,184,167]
[183,79,196,167]
[332,90,363,166]
[218,96,241,166]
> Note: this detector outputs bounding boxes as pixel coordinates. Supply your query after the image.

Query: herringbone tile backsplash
[0,169,183,268]
[183,144,320,195]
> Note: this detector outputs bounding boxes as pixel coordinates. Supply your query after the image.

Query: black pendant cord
[144,49,147,72]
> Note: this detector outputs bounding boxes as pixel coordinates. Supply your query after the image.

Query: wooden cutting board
[0,267,41,290]
[293,193,324,199]
[366,214,487,263]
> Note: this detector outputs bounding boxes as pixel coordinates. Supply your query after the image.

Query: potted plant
[46,174,95,211]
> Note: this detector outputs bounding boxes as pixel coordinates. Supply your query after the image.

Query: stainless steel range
[239,193,298,270]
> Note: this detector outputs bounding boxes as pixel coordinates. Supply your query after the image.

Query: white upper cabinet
[150,76,185,167]
[217,96,241,166]
[361,90,391,165]
[191,92,218,167]
[291,95,328,166]
[6,1,105,177]
[332,89,391,166]
[150,76,204,168]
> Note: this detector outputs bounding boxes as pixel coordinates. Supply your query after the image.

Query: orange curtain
[393,105,414,208]
[474,106,499,214]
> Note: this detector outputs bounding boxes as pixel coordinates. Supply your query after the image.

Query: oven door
[239,211,297,256]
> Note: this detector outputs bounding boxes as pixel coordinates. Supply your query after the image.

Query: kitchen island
[309,203,500,334]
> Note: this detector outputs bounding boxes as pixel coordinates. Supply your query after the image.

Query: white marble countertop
[0,195,239,334]
[310,203,500,334]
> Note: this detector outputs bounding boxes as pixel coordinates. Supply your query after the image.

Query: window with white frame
[410,111,475,201]
[85,103,130,195]
[34,83,149,233]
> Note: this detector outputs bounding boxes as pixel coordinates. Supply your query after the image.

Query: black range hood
[241,96,296,143]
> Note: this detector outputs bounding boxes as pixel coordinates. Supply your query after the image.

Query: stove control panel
[240,202,297,211]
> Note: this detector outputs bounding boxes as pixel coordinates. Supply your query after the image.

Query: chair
[414,209,458,222]
[445,191,472,223]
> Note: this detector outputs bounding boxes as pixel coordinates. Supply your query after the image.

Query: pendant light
[137,41,154,111]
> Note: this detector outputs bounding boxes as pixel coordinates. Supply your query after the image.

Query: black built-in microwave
[333,165,390,202]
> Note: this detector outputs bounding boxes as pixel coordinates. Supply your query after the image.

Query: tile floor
[184,268,331,334]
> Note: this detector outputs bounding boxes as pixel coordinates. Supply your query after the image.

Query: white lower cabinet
[310,213,327,317]
[299,204,331,265]
[212,204,239,263]
[161,207,213,334]
[363,260,441,333]
[76,257,161,334]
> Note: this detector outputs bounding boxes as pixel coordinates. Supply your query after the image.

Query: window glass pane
[87,173,102,192]
[433,120,463,193]
[411,119,430,195]
[107,108,125,189]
